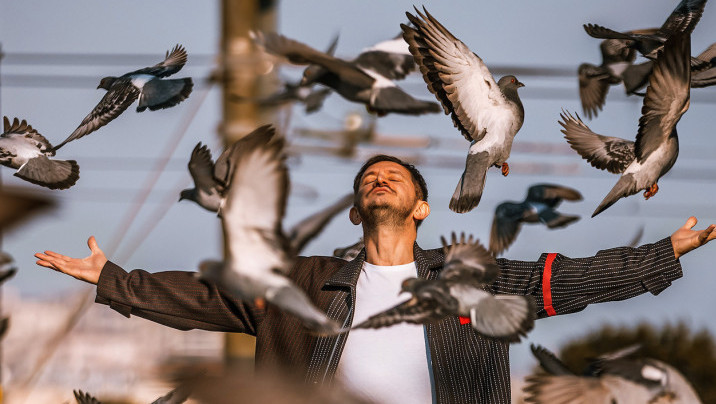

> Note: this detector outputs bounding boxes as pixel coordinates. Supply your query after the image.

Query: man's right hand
[35,236,108,285]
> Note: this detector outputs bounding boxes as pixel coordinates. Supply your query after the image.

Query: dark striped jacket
[95,237,681,403]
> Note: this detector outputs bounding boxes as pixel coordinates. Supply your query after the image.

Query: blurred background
[2,0,716,402]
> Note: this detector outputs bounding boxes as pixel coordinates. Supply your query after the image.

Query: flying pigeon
[251,31,441,116]
[350,233,536,342]
[287,193,354,254]
[690,42,716,87]
[401,7,525,213]
[0,251,17,285]
[180,125,275,215]
[196,125,340,334]
[333,238,364,261]
[583,0,706,61]
[490,184,582,256]
[0,117,79,190]
[53,45,193,151]
[560,32,691,217]
[524,344,702,403]
[0,186,55,230]
[351,33,417,81]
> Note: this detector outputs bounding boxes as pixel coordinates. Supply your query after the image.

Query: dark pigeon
[524,344,702,403]
[560,32,691,217]
[402,7,525,213]
[196,125,340,334]
[251,31,440,116]
[489,184,582,255]
[287,193,354,254]
[232,81,332,114]
[583,0,706,60]
[54,45,193,150]
[350,233,536,342]
[0,117,79,190]
[180,125,276,215]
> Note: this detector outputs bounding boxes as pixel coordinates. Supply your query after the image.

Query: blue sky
[2,0,716,375]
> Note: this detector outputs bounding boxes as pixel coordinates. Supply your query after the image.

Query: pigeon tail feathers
[592,174,639,217]
[450,151,489,213]
[14,156,79,190]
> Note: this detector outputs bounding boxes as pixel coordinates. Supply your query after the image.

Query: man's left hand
[671,216,716,260]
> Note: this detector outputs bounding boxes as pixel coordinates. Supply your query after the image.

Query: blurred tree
[555,322,716,403]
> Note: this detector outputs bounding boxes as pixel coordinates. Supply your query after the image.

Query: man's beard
[357,200,414,229]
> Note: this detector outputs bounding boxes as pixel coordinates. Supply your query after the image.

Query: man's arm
[35,237,260,334]
[491,217,715,319]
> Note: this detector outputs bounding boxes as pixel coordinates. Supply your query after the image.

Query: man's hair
[352,155,429,227]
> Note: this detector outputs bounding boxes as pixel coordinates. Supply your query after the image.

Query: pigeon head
[400,277,421,294]
[301,65,327,86]
[498,75,525,91]
[97,76,117,90]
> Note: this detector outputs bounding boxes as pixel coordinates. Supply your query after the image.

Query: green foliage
[557,321,716,403]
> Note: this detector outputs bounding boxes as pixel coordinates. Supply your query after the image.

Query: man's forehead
[361,161,411,177]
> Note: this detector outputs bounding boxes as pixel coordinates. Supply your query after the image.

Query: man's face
[355,161,419,226]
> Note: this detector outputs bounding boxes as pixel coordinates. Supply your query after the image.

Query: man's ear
[413,200,430,221]
[349,206,362,225]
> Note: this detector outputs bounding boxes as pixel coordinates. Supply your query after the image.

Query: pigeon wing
[130,44,188,78]
[2,117,54,152]
[288,193,353,254]
[560,110,635,174]
[352,296,443,330]
[354,37,416,80]
[402,7,505,142]
[470,294,536,342]
[523,374,617,404]
[214,124,277,187]
[696,42,716,63]
[489,203,524,256]
[187,143,220,193]
[526,184,583,205]
[530,344,576,376]
[658,0,707,38]
[253,31,375,88]
[370,85,441,115]
[578,64,611,120]
[440,232,499,283]
[221,125,291,276]
[150,386,191,404]
[73,390,103,404]
[56,81,140,150]
[634,32,690,162]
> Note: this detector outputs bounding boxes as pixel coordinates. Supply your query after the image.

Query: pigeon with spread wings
[54,45,193,151]
[490,184,582,256]
[561,32,691,217]
[251,31,440,116]
[351,233,535,342]
[0,117,79,189]
[401,7,525,213]
[196,126,339,334]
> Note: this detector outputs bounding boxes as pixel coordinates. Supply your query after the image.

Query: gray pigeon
[0,186,55,230]
[251,31,440,116]
[0,117,79,189]
[287,193,354,254]
[524,344,702,403]
[490,184,582,256]
[197,125,340,334]
[402,7,525,213]
[560,32,691,217]
[0,251,17,285]
[54,45,193,151]
[351,34,417,81]
[180,125,276,215]
[583,0,706,61]
[350,233,536,342]
[232,82,332,114]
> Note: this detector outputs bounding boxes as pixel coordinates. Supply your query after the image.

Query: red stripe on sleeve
[458,316,470,325]
[542,253,558,317]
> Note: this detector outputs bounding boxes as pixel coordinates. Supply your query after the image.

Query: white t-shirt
[335,261,433,404]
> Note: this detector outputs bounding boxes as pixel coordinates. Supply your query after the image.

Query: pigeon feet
[643,183,659,200]
[501,163,510,177]
[254,297,266,310]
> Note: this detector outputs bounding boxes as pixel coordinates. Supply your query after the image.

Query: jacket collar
[325,242,444,288]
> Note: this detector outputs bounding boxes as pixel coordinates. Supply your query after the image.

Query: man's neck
[362,224,417,266]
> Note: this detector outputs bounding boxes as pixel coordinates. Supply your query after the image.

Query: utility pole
[219,0,278,366]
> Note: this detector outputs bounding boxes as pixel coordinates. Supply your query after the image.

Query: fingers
[684,216,698,229]
[699,225,715,244]
[87,236,102,254]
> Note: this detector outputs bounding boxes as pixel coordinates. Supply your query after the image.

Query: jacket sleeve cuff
[641,237,683,295]
[94,261,133,318]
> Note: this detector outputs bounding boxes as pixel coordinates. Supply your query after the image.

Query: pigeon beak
[517,81,525,88]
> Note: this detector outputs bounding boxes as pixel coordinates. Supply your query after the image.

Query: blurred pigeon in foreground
[402,7,525,213]
[350,233,535,342]
[0,117,79,189]
[351,33,417,81]
[73,386,189,404]
[197,126,340,334]
[54,45,193,151]
[0,251,17,285]
[0,186,54,230]
[251,31,440,116]
[180,125,275,215]
[561,32,691,217]
[288,193,354,254]
[524,344,702,403]
[333,238,364,261]
[583,0,706,61]
[490,184,582,256]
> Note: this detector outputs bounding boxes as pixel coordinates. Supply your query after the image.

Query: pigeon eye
[511,78,515,84]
